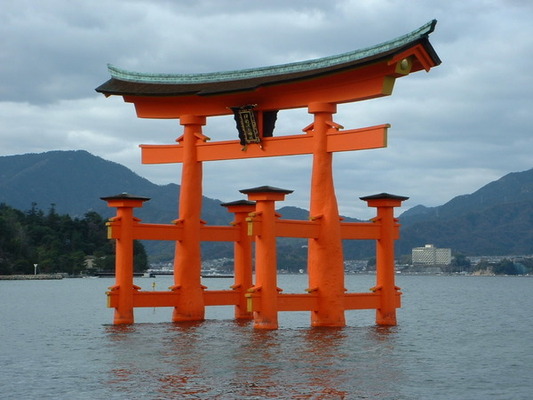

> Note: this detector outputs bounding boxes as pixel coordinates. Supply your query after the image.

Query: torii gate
[97,20,440,329]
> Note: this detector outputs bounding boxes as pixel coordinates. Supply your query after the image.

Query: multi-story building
[412,244,452,266]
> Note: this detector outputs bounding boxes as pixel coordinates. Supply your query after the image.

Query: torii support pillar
[307,102,346,327]
[101,193,150,324]
[172,115,207,322]
[361,193,408,326]
[220,200,256,320]
[241,186,293,330]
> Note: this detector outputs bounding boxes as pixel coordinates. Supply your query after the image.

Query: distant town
[148,244,533,277]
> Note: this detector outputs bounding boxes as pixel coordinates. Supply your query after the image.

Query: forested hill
[400,168,533,224]
[0,203,147,275]
[0,150,231,262]
[0,150,228,225]
[1,151,532,258]
[397,168,533,255]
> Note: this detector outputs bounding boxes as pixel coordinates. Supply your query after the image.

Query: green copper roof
[107,20,438,85]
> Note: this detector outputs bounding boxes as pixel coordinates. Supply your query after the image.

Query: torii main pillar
[171,115,206,322]
[307,102,345,326]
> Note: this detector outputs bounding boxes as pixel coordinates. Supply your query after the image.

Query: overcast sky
[1,0,532,219]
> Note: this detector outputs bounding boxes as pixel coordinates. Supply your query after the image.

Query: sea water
[0,275,531,399]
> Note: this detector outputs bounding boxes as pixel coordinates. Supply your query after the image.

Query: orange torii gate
[97,20,440,328]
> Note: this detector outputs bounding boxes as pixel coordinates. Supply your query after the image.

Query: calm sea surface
[1,274,532,399]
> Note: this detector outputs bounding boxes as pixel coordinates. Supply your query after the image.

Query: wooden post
[101,193,150,324]
[172,115,207,322]
[307,102,346,327]
[221,200,256,320]
[361,193,408,326]
[241,186,293,330]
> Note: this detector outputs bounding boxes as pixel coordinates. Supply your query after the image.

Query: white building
[412,244,451,266]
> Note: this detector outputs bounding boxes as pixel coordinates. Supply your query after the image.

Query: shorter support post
[221,200,256,320]
[361,193,408,326]
[101,193,150,324]
[241,185,293,330]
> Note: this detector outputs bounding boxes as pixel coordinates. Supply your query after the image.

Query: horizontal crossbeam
[245,291,400,312]
[340,222,381,240]
[107,289,241,308]
[107,219,398,242]
[140,124,388,164]
[106,222,241,242]
[107,290,398,311]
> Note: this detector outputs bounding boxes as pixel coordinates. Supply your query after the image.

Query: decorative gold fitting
[395,57,412,75]
[247,285,262,293]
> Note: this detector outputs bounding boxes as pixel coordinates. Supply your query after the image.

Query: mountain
[397,168,533,255]
[1,150,532,259]
[0,151,366,262]
[0,150,227,223]
[400,169,533,224]
[0,151,232,261]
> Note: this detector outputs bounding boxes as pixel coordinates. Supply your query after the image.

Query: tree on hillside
[493,259,519,275]
[448,253,472,273]
[0,203,147,275]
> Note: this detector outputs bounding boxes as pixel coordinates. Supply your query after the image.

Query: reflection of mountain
[1,150,532,258]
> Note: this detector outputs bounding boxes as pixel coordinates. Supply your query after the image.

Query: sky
[1,0,532,219]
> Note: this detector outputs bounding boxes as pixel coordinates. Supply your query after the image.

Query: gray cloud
[1,0,532,219]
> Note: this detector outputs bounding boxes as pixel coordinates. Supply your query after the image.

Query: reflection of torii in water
[97,20,441,328]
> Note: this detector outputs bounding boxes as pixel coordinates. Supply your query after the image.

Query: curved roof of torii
[95,20,440,99]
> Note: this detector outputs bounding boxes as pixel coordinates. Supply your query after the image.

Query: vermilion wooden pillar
[241,186,293,330]
[171,115,207,322]
[361,193,408,326]
[221,200,256,320]
[307,102,346,327]
[101,193,150,324]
